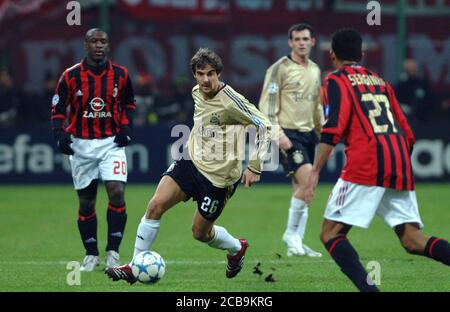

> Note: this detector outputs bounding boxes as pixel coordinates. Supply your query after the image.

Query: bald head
[84,28,109,65]
[85,28,108,42]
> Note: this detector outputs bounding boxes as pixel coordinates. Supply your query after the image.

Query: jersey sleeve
[386,82,415,149]
[258,64,284,139]
[120,70,136,129]
[225,89,273,174]
[320,75,352,146]
[51,72,71,122]
[50,71,71,132]
[313,73,325,134]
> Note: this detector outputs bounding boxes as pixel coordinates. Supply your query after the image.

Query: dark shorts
[162,158,239,221]
[280,129,318,176]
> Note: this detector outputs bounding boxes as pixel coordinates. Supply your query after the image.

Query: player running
[106,48,272,283]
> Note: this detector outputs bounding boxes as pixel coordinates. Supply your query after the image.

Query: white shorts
[69,136,127,190]
[324,178,423,229]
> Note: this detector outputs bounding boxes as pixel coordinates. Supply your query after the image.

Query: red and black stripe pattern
[51,59,136,139]
[321,65,415,191]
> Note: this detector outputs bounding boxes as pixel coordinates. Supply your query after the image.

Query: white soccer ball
[131,251,166,284]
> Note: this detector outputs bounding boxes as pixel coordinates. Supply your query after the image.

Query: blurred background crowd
[1,0,449,129]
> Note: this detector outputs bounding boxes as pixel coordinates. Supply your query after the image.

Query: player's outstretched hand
[305,170,319,205]
[241,168,260,188]
[114,127,131,147]
[56,131,74,155]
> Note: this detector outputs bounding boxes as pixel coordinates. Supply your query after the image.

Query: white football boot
[80,255,100,272]
[303,244,322,257]
[283,232,305,256]
[105,250,120,268]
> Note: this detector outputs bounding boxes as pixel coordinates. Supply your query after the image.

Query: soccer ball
[131,251,166,284]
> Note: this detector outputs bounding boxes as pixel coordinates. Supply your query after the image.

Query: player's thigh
[294,163,312,189]
[324,179,384,229]
[70,153,99,190]
[98,146,127,183]
[196,181,239,222]
[377,189,424,229]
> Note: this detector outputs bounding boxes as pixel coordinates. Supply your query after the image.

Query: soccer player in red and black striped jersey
[51,28,136,272]
[305,29,449,292]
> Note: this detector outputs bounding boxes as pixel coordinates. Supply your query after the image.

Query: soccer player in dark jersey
[305,29,450,292]
[51,28,136,271]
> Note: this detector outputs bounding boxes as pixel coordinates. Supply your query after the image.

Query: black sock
[424,236,450,265]
[77,211,99,256]
[324,236,379,292]
[106,203,127,252]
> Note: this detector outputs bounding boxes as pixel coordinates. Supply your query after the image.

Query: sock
[294,201,308,239]
[424,236,450,265]
[78,211,99,256]
[106,203,127,252]
[286,197,303,235]
[207,225,241,255]
[133,217,160,259]
[325,236,379,292]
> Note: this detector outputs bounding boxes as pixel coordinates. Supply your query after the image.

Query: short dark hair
[331,28,362,62]
[190,48,224,75]
[288,23,314,39]
[85,28,108,42]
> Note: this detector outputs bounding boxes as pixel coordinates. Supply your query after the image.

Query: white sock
[207,225,241,255]
[285,197,304,235]
[132,217,160,260]
[295,204,308,239]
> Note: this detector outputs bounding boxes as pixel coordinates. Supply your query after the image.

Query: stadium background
[0,0,449,293]
[0,0,449,185]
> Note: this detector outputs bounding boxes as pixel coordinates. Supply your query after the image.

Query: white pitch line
[0,259,400,266]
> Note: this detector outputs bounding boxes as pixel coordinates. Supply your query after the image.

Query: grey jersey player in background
[259,23,324,257]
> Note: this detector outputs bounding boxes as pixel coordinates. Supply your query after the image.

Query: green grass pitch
[0,183,449,292]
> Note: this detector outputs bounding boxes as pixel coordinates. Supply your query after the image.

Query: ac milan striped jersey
[321,64,415,191]
[51,59,136,139]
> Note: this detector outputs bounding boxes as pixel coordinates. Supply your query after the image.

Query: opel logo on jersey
[90,97,105,111]
[83,97,112,118]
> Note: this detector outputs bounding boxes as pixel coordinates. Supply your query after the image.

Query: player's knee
[146,197,165,219]
[79,198,96,215]
[106,183,125,206]
[320,231,331,245]
[191,227,209,242]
